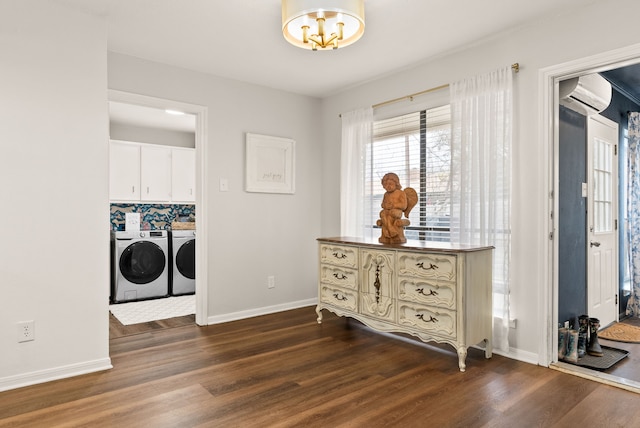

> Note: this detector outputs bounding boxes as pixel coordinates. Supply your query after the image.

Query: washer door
[119,241,166,284]
[176,239,196,280]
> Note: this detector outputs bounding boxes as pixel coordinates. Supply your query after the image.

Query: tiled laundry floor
[109,295,195,325]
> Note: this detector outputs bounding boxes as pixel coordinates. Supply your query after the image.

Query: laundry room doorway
[107,90,208,336]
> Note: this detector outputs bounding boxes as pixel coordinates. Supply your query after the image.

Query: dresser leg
[457,347,467,372]
[316,306,323,324]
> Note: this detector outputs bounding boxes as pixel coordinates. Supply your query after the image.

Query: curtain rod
[339,62,520,116]
[372,63,519,110]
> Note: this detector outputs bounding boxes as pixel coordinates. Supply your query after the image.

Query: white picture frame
[245,133,296,194]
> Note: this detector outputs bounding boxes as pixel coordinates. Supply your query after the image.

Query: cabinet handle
[147,186,150,194]
[374,264,382,303]
[416,262,438,271]
[332,252,347,259]
[416,314,438,323]
[132,186,135,193]
[417,288,438,297]
[333,273,348,280]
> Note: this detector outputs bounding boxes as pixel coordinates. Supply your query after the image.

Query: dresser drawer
[320,265,358,290]
[320,285,358,312]
[397,252,456,281]
[397,302,456,339]
[398,277,456,309]
[319,244,358,269]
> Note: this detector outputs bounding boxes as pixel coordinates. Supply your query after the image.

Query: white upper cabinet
[109,140,141,201]
[109,140,195,203]
[171,148,196,203]
[140,145,172,202]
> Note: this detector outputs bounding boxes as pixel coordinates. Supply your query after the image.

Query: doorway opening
[543,44,640,392]
[107,90,208,338]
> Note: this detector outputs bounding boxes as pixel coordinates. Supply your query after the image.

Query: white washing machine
[111,230,169,303]
[170,230,196,295]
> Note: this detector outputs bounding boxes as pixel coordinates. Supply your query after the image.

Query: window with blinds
[364,105,451,241]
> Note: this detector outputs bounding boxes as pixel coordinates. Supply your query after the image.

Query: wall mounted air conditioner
[559,73,612,116]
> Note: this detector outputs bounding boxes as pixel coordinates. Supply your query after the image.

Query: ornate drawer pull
[333,293,347,301]
[416,313,438,323]
[333,273,348,280]
[332,252,347,259]
[417,288,438,297]
[417,262,438,271]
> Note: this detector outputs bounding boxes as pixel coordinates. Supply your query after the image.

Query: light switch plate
[219,178,229,192]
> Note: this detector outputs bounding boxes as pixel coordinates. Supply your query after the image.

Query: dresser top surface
[317,237,494,253]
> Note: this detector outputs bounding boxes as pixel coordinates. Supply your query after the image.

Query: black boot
[587,317,603,357]
[577,315,589,358]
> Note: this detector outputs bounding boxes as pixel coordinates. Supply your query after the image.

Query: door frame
[540,43,640,368]
[108,89,209,325]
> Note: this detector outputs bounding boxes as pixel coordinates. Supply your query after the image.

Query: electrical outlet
[267,275,275,289]
[17,321,35,343]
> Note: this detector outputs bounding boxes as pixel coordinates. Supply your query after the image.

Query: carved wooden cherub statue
[376,173,418,244]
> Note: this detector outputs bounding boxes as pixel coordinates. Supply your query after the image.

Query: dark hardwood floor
[109,312,195,339]
[2,306,640,427]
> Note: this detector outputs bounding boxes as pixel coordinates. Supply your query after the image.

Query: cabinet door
[109,141,140,201]
[171,148,195,202]
[140,145,172,202]
[359,249,395,321]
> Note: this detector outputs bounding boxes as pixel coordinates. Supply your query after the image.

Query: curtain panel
[340,107,373,237]
[626,112,640,317]
[449,66,513,352]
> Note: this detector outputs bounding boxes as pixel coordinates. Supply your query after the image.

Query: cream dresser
[317,237,493,372]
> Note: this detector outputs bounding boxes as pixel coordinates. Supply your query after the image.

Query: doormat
[109,295,195,325]
[567,345,629,371]
[599,322,640,343]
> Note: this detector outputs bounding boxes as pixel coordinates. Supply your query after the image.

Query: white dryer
[170,230,196,295]
[111,230,169,303]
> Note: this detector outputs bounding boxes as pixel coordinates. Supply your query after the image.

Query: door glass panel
[120,241,166,284]
[593,137,613,233]
[176,239,196,279]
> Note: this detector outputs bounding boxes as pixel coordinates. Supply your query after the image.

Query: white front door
[587,114,619,328]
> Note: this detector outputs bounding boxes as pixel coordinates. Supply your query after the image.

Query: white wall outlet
[17,320,35,343]
[267,275,275,289]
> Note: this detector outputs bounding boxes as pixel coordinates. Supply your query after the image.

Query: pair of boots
[577,315,603,357]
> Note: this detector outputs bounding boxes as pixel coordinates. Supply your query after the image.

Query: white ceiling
[58,0,598,99]
[109,101,196,133]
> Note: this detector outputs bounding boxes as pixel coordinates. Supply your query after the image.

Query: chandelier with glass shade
[281,0,365,51]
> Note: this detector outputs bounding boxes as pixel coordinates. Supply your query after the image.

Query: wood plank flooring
[109,312,195,339]
[2,306,640,427]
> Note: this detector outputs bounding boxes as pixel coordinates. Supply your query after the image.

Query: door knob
[590,241,601,247]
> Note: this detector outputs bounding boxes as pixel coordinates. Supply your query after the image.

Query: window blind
[365,104,451,241]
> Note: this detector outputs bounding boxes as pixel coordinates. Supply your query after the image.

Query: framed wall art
[245,133,296,194]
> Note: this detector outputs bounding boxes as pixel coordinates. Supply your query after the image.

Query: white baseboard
[207,298,317,325]
[493,346,539,365]
[0,358,113,392]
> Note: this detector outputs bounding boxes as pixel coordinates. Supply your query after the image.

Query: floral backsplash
[110,203,195,231]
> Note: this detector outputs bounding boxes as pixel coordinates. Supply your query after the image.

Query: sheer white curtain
[340,107,373,237]
[450,66,513,352]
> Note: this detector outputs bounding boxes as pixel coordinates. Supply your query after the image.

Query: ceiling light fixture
[282,0,365,51]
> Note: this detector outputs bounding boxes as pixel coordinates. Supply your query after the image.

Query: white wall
[108,53,323,321]
[320,0,640,363]
[0,1,110,390]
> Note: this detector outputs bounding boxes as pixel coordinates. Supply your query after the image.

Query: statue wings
[403,187,418,218]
